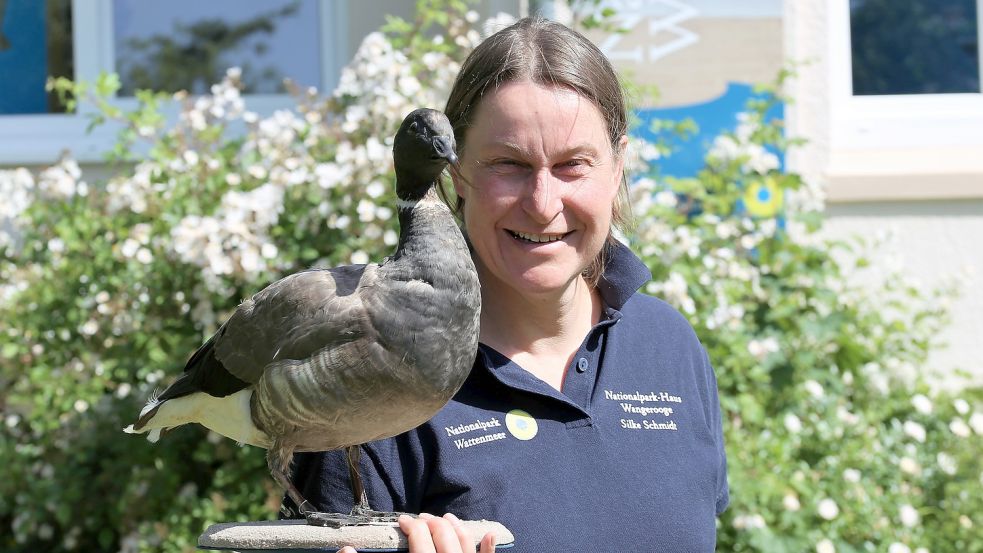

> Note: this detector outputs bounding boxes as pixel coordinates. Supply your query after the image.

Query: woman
[291,17,729,552]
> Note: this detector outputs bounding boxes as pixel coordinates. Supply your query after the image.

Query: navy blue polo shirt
[286,242,729,552]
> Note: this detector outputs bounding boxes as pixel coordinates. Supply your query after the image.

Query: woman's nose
[521,169,563,224]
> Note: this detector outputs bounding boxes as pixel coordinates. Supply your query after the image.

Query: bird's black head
[393,108,458,201]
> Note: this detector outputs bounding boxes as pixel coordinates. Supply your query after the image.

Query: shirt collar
[596,240,652,311]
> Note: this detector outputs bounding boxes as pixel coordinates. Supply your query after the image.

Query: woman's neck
[477,264,602,390]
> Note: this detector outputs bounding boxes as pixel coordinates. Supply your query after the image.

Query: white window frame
[0,0,349,165]
[827,0,983,151]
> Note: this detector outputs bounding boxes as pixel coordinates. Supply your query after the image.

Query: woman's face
[453,80,626,299]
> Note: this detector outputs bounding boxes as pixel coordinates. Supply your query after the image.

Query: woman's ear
[450,161,470,199]
[612,135,629,184]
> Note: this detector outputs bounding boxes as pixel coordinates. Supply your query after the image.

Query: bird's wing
[211,264,371,385]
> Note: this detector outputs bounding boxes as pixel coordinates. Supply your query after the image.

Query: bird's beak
[433,135,459,168]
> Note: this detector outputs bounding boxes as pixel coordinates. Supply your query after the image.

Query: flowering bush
[1,2,981,552]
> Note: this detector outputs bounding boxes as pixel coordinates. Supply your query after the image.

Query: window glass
[113,0,322,96]
[0,0,73,114]
[850,0,980,95]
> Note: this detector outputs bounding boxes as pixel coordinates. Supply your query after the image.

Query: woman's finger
[442,512,475,552]
[478,531,497,553]
[425,513,471,552]
[399,514,438,553]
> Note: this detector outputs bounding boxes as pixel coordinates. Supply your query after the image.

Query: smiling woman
[287,17,729,553]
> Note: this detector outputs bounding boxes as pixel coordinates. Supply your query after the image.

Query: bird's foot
[303,506,416,528]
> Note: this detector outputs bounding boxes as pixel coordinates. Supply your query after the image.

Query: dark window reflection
[850,0,980,95]
[0,0,74,115]
[113,0,321,96]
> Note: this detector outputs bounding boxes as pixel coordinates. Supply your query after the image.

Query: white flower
[0,168,34,222]
[483,12,517,38]
[937,452,957,475]
[816,538,836,553]
[899,504,919,527]
[315,162,346,190]
[6,414,20,428]
[950,418,971,438]
[38,158,82,199]
[350,250,369,265]
[903,420,926,443]
[783,492,800,511]
[182,150,200,166]
[47,238,65,254]
[136,247,153,264]
[73,399,89,413]
[843,468,861,483]
[899,457,921,475]
[961,515,973,528]
[79,320,99,336]
[954,398,970,415]
[732,513,767,530]
[888,544,911,553]
[383,230,398,246]
[226,173,242,186]
[837,406,859,425]
[817,498,839,520]
[366,180,386,198]
[747,337,779,360]
[969,412,983,435]
[804,380,825,399]
[911,394,933,415]
[653,189,677,207]
[784,413,803,434]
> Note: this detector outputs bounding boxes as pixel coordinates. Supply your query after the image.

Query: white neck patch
[396,197,446,211]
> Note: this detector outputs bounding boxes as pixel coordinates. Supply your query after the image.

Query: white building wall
[785,0,983,386]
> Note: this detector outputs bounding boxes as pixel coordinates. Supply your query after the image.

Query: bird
[124,108,481,527]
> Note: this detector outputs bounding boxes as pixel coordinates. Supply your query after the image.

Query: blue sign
[0,0,49,114]
[633,82,785,178]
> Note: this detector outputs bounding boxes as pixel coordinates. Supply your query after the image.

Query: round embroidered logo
[505,409,538,441]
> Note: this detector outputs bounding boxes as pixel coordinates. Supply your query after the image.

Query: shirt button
[576,357,589,372]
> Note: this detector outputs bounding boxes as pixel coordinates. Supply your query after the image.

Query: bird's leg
[346,445,369,512]
[267,443,316,517]
[345,445,416,524]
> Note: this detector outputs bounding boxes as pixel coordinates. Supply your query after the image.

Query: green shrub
[1,2,980,552]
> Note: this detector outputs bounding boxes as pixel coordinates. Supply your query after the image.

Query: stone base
[198,519,514,551]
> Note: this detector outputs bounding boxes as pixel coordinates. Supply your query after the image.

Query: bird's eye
[409,121,419,133]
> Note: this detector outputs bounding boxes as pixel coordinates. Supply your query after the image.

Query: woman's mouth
[507,230,570,244]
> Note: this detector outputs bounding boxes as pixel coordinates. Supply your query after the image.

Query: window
[0,0,349,165]
[112,0,322,96]
[828,0,983,151]
[815,0,983,200]
[850,0,980,95]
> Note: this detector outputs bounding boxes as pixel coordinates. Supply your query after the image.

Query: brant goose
[125,109,480,526]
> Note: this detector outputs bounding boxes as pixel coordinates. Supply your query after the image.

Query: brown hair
[443,17,632,286]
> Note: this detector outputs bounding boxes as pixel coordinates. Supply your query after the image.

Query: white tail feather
[124,389,270,448]
[138,387,164,418]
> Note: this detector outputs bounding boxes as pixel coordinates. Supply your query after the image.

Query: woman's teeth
[509,230,565,243]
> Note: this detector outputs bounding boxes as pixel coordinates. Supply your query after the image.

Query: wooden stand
[197,519,514,551]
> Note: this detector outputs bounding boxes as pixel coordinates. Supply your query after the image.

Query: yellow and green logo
[505,409,538,441]
[743,176,784,218]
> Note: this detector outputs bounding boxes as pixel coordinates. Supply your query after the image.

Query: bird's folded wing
[212,265,371,384]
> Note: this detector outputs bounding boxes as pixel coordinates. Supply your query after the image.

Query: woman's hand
[338,512,495,553]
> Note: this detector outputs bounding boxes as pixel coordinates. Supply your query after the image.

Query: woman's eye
[491,159,526,171]
[555,159,591,175]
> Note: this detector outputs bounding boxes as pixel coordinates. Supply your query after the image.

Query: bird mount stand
[197,519,514,552]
